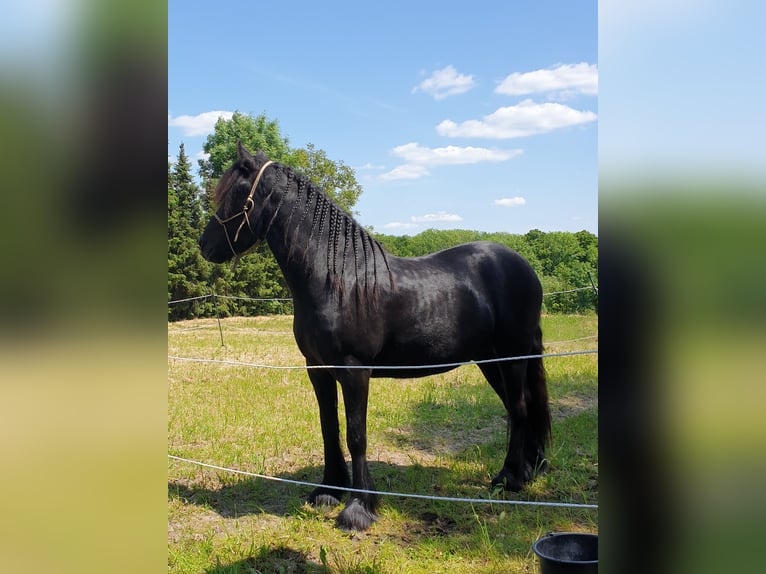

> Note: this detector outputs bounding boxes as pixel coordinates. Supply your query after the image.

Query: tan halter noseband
[214,160,273,259]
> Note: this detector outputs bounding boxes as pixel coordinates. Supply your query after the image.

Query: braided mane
[288,169,394,303]
[213,155,394,306]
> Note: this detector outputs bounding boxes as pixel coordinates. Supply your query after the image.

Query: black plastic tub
[532,532,598,573]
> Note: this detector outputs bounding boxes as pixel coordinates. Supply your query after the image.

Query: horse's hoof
[311,493,342,507]
[491,468,526,492]
[308,487,344,508]
[336,498,377,531]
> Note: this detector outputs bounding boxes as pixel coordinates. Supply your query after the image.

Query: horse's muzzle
[198,236,230,264]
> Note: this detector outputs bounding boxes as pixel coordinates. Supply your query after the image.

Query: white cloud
[411,211,463,223]
[379,163,431,181]
[495,197,526,207]
[383,211,464,230]
[380,142,522,181]
[412,65,475,100]
[382,221,419,230]
[356,162,385,170]
[496,63,598,97]
[168,110,234,137]
[392,142,522,165]
[436,99,597,139]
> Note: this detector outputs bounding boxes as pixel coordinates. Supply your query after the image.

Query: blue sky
[599,0,766,181]
[169,1,597,236]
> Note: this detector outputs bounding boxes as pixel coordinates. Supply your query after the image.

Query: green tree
[168,143,213,320]
[199,111,292,181]
[170,143,203,229]
[198,112,362,215]
[525,229,598,313]
[288,143,362,214]
[535,231,582,276]
[574,229,598,269]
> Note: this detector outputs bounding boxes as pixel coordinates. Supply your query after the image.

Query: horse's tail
[527,324,551,455]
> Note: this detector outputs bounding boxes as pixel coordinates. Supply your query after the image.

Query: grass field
[168,313,597,573]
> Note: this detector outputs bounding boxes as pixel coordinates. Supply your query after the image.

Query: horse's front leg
[307,368,350,507]
[336,365,378,531]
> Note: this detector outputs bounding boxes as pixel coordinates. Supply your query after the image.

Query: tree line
[168,112,597,320]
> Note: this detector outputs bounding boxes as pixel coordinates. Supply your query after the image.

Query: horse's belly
[371,331,486,378]
[370,365,457,379]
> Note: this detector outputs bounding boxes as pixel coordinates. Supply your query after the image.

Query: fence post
[587,272,598,314]
[212,291,225,346]
[587,271,598,295]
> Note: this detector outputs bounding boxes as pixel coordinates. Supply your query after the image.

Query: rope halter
[213,160,274,259]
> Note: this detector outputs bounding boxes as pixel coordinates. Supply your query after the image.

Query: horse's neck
[262,176,327,292]
[263,179,392,302]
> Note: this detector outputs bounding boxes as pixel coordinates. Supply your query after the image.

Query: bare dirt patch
[551,392,598,420]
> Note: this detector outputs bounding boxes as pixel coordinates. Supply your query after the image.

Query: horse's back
[372,241,541,370]
[389,241,540,302]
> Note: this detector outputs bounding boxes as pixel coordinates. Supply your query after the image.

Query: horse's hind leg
[307,369,350,507]
[480,360,532,492]
[523,352,550,477]
[479,362,509,409]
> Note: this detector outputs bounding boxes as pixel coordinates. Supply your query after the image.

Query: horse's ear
[236,141,252,161]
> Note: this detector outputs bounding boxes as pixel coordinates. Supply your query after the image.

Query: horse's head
[199,142,273,264]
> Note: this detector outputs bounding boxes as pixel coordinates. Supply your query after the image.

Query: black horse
[199,143,551,531]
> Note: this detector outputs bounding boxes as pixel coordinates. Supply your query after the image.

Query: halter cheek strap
[214,160,274,258]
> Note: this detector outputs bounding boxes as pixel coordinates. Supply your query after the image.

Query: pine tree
[173,143,202,230]
[168,143,213,320]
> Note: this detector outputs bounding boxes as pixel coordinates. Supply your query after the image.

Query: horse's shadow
[170,392,511,522]
[203,546,318,574]
[168,459,469,521]
[171,460,468,572]
[169,467,311,518]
